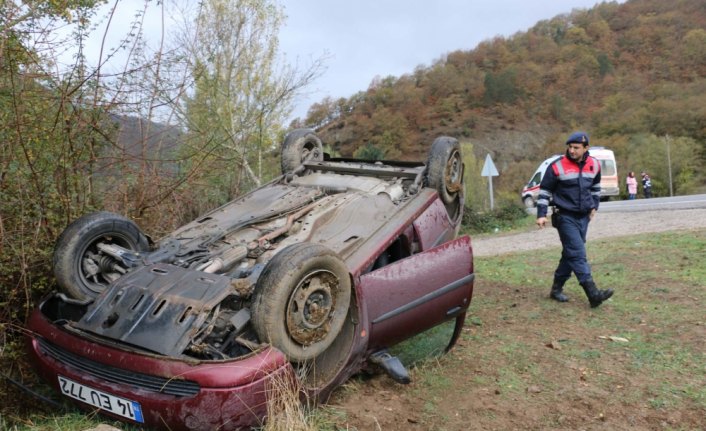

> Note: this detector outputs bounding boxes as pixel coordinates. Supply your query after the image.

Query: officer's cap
[566,131,589,146]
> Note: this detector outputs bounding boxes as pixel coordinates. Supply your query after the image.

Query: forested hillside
[297,0,706,205]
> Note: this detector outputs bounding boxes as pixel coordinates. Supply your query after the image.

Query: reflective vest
[536,152,601,218]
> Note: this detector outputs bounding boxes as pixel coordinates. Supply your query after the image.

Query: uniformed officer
[536,131,614,308]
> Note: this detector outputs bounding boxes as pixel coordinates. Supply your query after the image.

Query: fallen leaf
[545,340,562,350]
[599,335,629,342]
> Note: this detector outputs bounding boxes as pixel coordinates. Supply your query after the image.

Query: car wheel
[53,211,150,301]
[251,243,351,362]
[523,196,535,208]
[281,128,324,175]
[426,136,463,204]
[426,136,464,216]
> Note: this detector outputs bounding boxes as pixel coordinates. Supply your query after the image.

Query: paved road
[475,194,706,257]
[598,193,706,212]
[526,193,706,215]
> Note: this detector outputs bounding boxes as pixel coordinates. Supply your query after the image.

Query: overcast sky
[75,0,625,120]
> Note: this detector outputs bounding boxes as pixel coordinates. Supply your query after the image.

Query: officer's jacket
[536,151,601,218]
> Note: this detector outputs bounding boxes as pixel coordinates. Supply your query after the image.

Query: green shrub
[462,202,530,234]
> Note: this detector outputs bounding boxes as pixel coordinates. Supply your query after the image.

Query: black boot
[549,279,569,302]
[581,280,613,308]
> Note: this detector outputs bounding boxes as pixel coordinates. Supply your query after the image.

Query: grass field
[322,229,706,430]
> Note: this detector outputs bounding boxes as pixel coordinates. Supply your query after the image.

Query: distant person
[535,131,614,308]
[626,171,638,200]
[641,171,652,198]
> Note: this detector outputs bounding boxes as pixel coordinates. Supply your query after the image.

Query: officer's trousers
[554,211,592,284]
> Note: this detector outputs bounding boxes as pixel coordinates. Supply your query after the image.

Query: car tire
[281,128,324,175]
[426,136,464,218]
[53,211,150,301]
[251,243,351,362]
[426,136,463,204]
[523,196,535,209]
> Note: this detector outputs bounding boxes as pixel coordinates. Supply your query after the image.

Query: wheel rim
[78,234,134,295]
[445,149,463,194]
[286,269,339,346]
[300,141,321,164]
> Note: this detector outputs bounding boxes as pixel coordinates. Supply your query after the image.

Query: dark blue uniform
[538,131,613,307]
[537,151,601,285]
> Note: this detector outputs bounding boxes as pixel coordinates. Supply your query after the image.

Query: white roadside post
[481,154,499,210]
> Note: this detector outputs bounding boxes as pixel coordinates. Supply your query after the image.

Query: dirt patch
[325,208,706,431]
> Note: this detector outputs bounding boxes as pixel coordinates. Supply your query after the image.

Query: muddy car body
[27,129,475,430]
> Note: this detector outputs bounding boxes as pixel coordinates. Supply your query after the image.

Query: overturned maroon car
[26,129,475,430]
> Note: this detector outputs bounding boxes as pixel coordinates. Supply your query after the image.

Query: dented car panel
[26,130,474,430]
[412,194,457,249]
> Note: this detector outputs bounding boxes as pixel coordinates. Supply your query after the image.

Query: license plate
[58,376,144,423]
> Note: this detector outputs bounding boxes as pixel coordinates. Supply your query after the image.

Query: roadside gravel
[471,208,706,257]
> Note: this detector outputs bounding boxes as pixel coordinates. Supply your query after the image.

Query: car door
[358,235,474,351]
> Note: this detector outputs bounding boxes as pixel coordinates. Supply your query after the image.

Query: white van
[521,147,619,208]
[590,147,619,198]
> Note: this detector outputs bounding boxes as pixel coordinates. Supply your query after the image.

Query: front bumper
[27,304,292,431]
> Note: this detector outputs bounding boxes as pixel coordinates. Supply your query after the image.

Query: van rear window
[599,160,616,176]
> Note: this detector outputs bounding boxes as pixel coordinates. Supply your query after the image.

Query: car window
[528,172,541,187]
[370,237,412,272]
[599,160,616,176]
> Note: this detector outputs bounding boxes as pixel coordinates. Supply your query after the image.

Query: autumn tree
[483,67,522,105]
[0,3,126,412]
[623,134,700,197]
[166,0,322,204]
